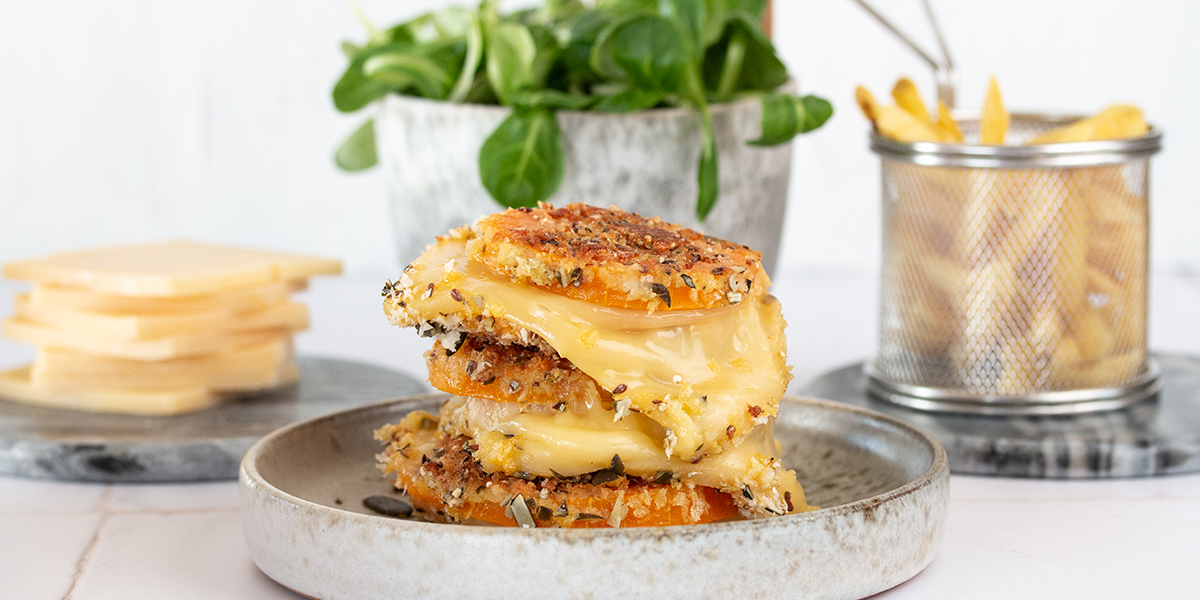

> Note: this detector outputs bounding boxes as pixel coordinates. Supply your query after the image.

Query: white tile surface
[0,478,109,514]
[0,512,104,600]
[106,482,239,513]
[878,499,1200,599]
[69,511,301,600]
[950,473,1200,502]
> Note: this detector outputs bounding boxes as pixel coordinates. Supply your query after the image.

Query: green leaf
[658,0,708,59]
[478,0,501,42]
[596,0,657,16]
[446,10,484,102]
[702,13,785,94]
[479,109,565,207]
[362,52,454,99]
[730,0,768,18]
[332,42,409,112]
[728,14,786,90]
[463,70,499,104]
[713,26,746,101]
[749,93,833,146]
[605,15,692,93]
[592,87,665,112]
[530,0,587,25]
[702,0,730,46]
[527,24,563,90]
[696,105,719,220]
[510,89,596,110]
[341,41,361,59]
[800,94,834,132]
[587,20,627,81]
[554,10,613,90]
[335,118,377,171]
[388,10,473,46]
[749,93,801,146]
[486,22,538,104]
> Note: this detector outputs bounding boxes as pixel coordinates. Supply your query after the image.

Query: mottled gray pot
[240,395,949,600]
[375,93,793,272]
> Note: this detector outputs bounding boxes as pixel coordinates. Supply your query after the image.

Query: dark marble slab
[0,356,425,483]
[800,353,1200,478]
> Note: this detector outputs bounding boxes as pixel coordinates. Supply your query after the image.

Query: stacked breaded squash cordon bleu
[377,204,812,527]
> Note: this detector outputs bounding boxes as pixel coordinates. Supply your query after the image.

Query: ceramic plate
[240,395,949,600]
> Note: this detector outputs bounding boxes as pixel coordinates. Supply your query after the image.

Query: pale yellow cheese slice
[4,241,341,297]
[30,281,304,314]
[391,240,791,462]
[441,396,804,516]
[0,363,298,415]
[32,339,294,392]
[0,365,209,415]
[13,295,308,340]
[2,316,300,360]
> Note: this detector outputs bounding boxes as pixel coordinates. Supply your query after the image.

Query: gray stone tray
[800,352,1200,478]
[0,356,425,483]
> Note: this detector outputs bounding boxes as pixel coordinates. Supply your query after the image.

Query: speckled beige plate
[240,395,949,600]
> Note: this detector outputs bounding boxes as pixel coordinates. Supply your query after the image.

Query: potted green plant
[334,0,831,271]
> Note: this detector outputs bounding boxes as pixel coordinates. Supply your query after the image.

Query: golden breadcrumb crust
[467,204,767,311]
[425,337,609,409]
[376,411,742,528]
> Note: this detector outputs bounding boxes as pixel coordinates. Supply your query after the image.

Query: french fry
[855,85,880,123]
[979,75,1009,144]
[877,106,953,142]
[936,101,964,142]
[1073,309,1116,363]
[1029,105,1149,144]
[892,77,933,123]
[858,85,951,142]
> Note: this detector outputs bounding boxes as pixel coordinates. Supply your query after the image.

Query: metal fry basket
[867,115,1163,414]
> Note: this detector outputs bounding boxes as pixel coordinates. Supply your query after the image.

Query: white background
[1,0,1197,276]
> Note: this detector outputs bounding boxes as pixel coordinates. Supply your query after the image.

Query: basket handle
[848,0,957,108]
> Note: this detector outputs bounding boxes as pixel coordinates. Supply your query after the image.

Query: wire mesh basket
[867,114,1163,415]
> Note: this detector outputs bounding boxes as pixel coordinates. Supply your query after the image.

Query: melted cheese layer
[389,240,792,460]
[441,396,806,516]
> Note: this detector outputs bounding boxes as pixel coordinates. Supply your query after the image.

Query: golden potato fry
[998,305,1067,392]
[980,76,1009,145]
[876,105,954,142]
[1029,105,1149,144]
[858,85,953,142]
[936,101,964,143]
[855,85,880,123]
[1069,349,1144,388]
[892,77,933,123]
[1072,309,1116,363]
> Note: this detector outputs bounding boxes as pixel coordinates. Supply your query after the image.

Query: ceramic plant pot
[375,93,794,272]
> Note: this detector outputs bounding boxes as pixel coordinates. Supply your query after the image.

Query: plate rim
[240,392,949,537]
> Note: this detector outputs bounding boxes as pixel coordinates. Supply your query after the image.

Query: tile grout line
[61,486,115,600]
[2,505,241,518]
[949,495,1200,504]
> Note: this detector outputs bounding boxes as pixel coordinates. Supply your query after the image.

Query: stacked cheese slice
[0,241,341,415]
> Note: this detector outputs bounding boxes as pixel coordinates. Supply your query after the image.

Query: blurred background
[1,0,1196,277]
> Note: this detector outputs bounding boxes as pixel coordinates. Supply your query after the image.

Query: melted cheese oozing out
[441,396,805,514]
[399,240,791,460]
